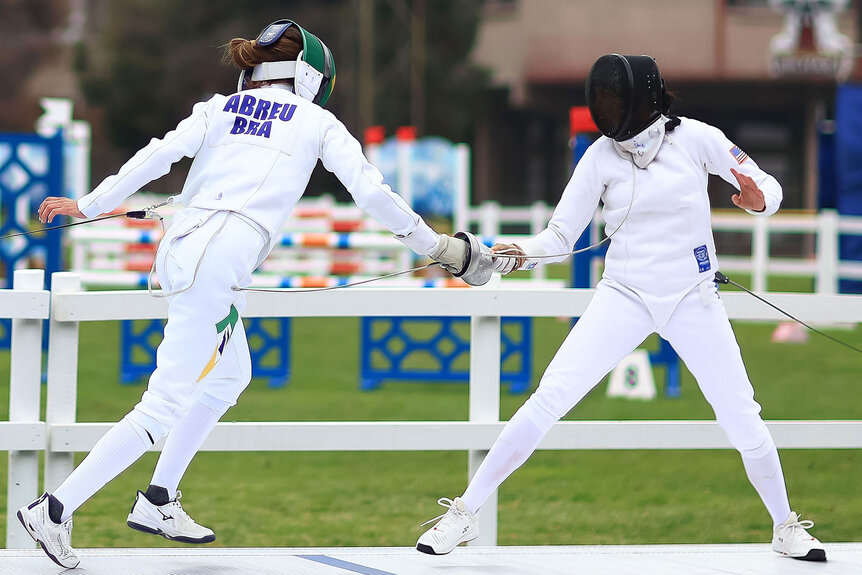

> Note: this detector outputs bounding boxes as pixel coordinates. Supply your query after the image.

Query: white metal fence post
[7,269,45,548]
[752,216,769,292]
[44,272,82,492]
[468,276,502,546]
[454,144,471,235]
[479,201,500,239]
[816,209,839,295]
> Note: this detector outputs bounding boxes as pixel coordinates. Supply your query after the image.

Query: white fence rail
[3,271,862,548]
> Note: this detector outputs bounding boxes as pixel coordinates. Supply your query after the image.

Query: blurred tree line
[0,0,487,197]
[68,0,487,195]
[0,0,72,127]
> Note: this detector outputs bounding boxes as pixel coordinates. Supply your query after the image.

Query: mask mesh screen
[586,55,632,140]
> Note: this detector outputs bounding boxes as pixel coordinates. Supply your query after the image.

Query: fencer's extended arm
[77,102,210,218]
[697,121,783,216]
[319,112,439,255]
[514,145,604,269]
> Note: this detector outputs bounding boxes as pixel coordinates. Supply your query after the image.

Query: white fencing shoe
[416,497,479,555]
[17,493,80,569]
[127,489,215,544]
[772,512,826,561]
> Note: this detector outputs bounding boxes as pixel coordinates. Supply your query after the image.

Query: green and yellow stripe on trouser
[126,209,265,442]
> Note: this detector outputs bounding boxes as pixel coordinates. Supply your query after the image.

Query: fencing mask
[585,54,667,142]
[237,19,336,107]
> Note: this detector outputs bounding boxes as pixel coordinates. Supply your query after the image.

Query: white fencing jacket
[77,85,439,256]
[518,117,782,327]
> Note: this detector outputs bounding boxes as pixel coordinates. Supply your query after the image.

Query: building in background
[469,0,859,219]
[2,0,859,224]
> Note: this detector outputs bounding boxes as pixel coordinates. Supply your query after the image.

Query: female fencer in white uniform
[19,19,468,569]
[417,54,826,562]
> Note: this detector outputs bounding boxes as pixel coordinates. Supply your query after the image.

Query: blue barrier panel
[360,316,532,394]
[245,317,291,388]
[836,83,862,293]
[120,317,291,388]
[120,319,165,384]
[0,132,64,348]
[365,135,533,393]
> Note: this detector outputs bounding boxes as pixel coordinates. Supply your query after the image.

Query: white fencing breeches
[127,208,266,440]
[462,278,776,514]
[531,278,770,451]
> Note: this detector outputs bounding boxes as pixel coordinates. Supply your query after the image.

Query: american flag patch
[729,145,749,164]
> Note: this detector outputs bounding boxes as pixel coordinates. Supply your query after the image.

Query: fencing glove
[429,234,468,274]
[491,243,526,274]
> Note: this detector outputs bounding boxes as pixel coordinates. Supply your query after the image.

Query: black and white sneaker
[416,497,479,555]
[772,512,827,561]
[17,492,80,569]
[127,487,215,544]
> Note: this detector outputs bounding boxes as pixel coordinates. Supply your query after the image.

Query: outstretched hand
[38,197,85,223]
[491,243,526,274]
[730,168,765,212]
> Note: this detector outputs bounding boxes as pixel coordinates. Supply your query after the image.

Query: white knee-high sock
[740,436,792,526]
[150,395,229,499]
[460,396,557,514]
[53,416,153,521]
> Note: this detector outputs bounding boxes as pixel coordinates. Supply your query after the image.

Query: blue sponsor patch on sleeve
[694,245,711,273]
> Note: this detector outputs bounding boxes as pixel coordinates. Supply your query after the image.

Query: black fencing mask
[586,54,666,142]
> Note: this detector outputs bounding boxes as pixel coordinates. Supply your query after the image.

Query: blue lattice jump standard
[0,132,64,348]
[120,318,291,388]
[360,316,532,394]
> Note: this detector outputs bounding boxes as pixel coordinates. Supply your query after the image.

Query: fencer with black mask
[417,54,827,562]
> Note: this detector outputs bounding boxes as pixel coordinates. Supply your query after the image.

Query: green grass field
[1,273,861,548]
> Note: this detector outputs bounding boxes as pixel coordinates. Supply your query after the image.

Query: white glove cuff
[395,219,440,255]
[513,238,545,270]
[77,196,103,219]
